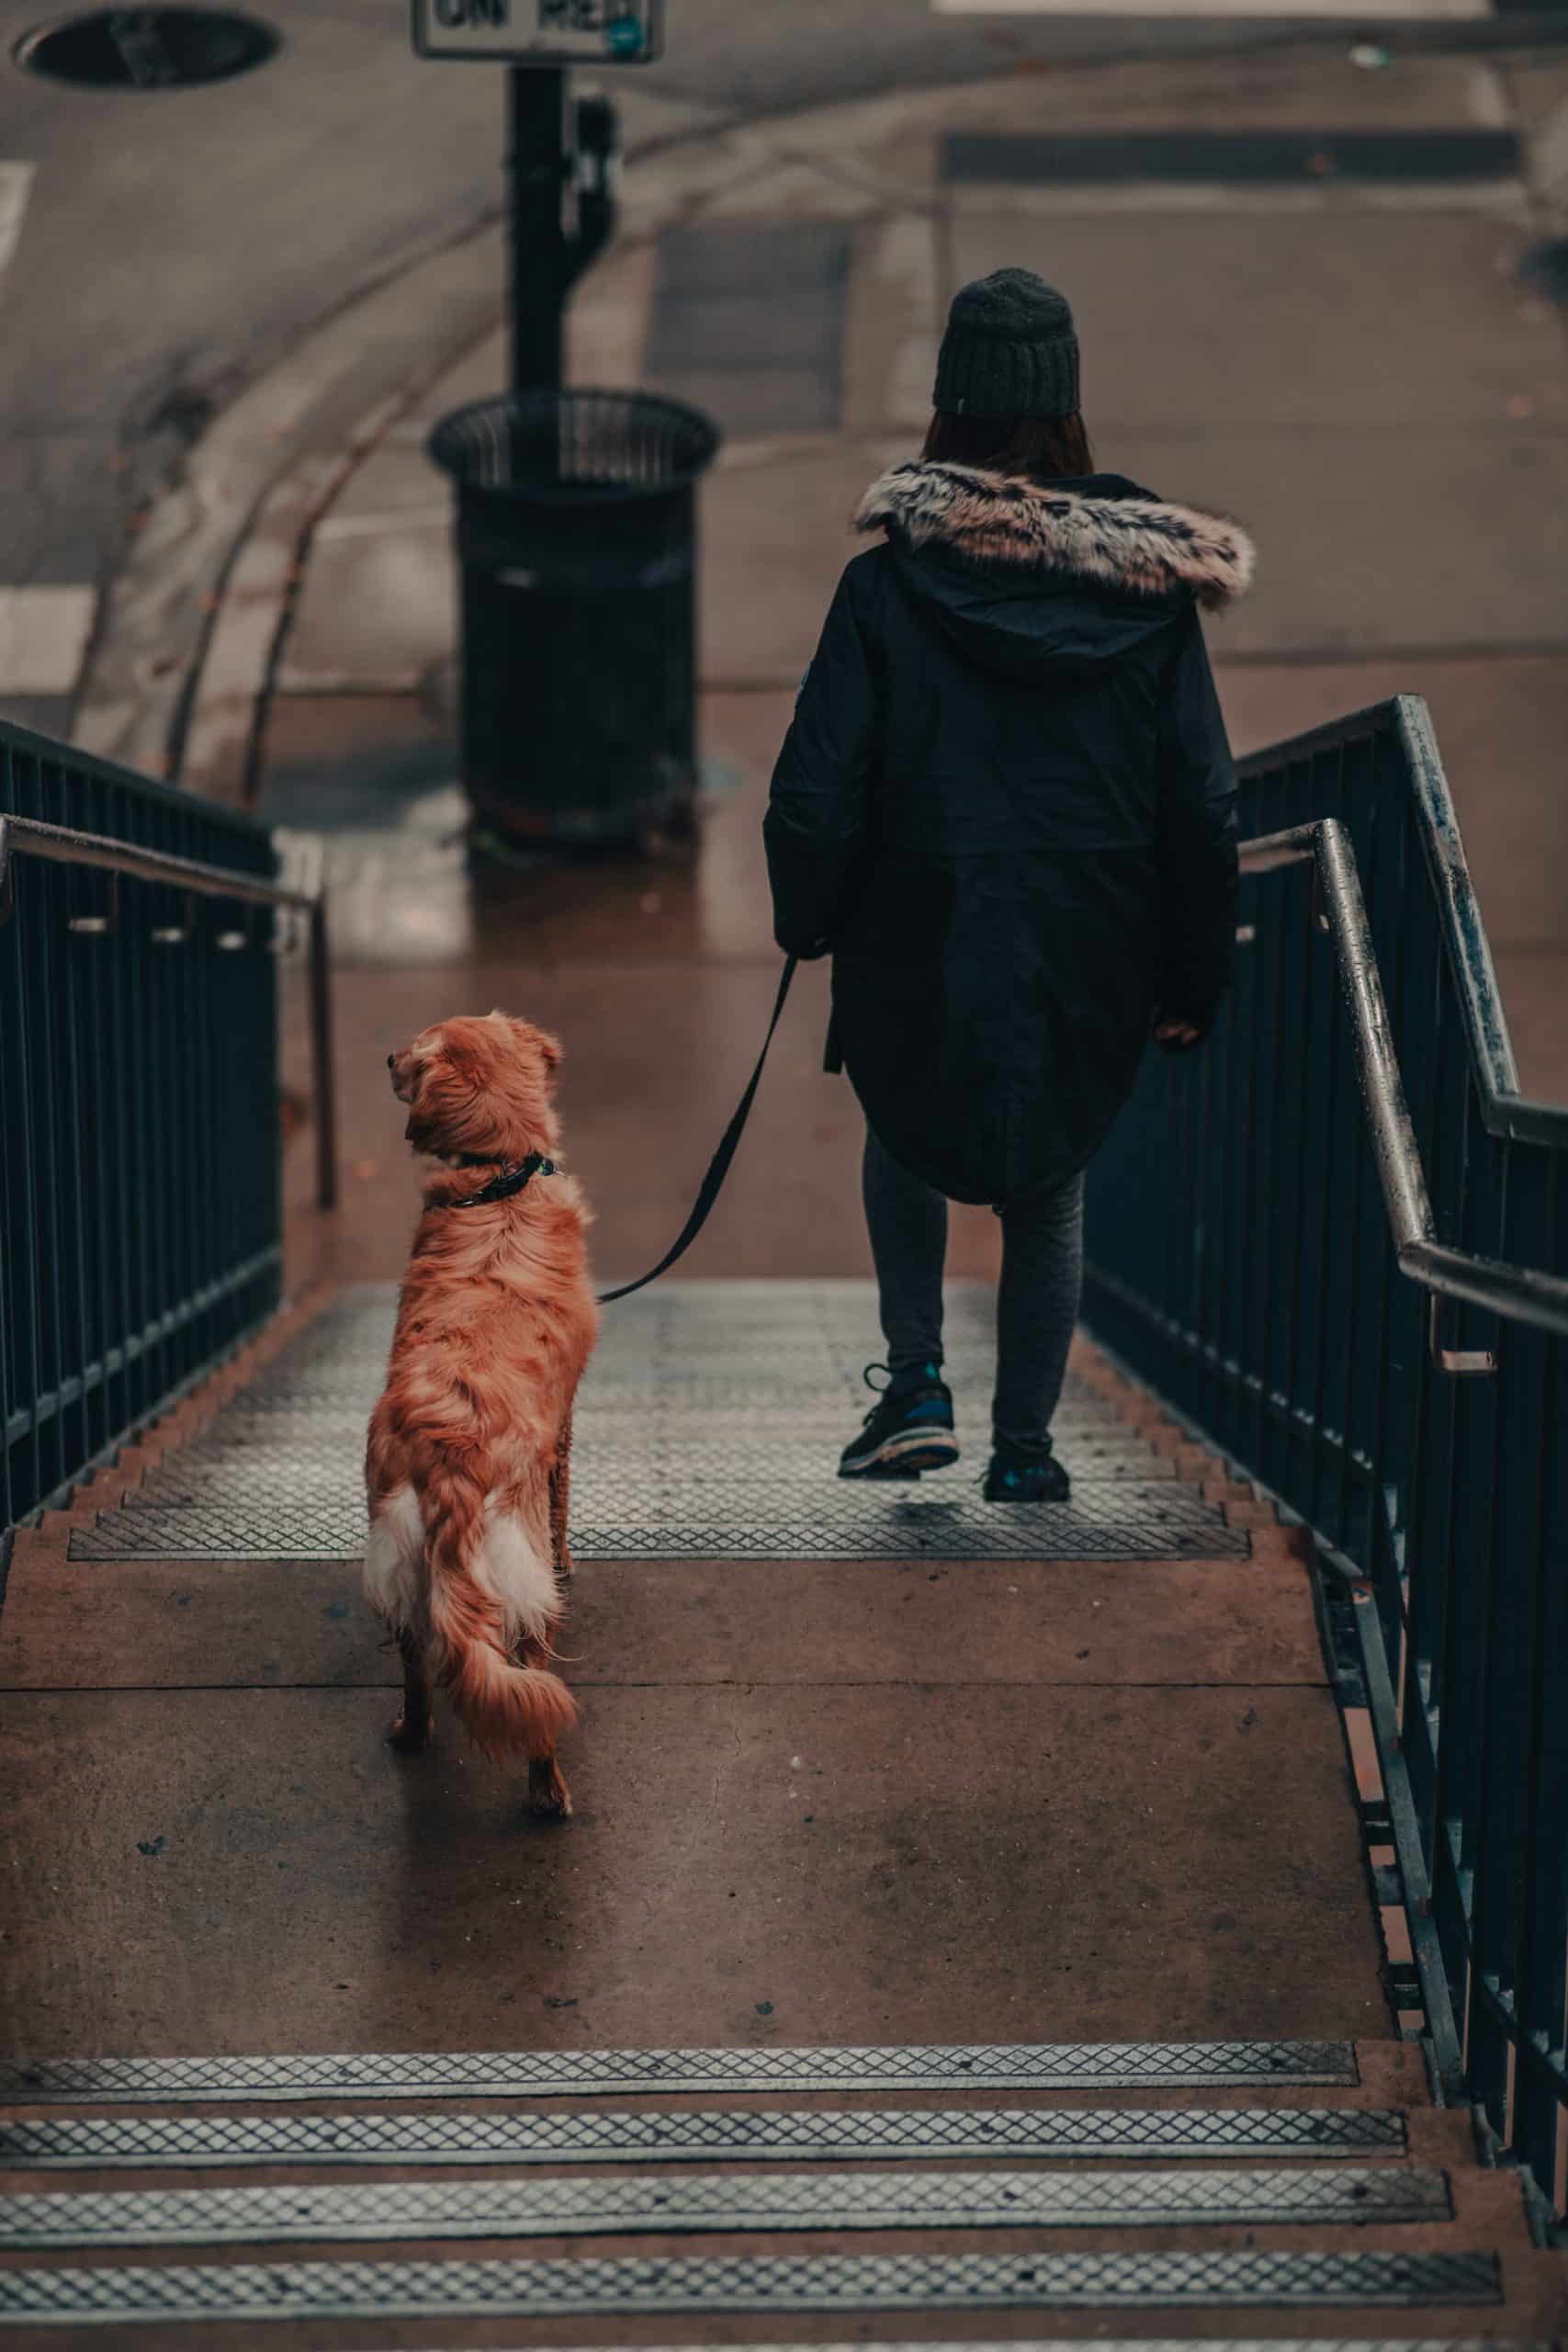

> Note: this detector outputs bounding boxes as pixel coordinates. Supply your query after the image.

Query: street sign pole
[507,62,567,394]
[413,1,658,394]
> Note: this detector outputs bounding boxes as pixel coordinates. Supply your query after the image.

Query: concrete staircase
[0,2035,1562,2339]
[3,1286,1563,2340]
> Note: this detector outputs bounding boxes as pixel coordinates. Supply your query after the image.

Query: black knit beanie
[932,268,1079,420]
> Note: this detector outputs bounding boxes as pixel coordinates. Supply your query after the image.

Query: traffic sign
[412,0,661,64]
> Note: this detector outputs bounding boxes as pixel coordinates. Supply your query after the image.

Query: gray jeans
[862,1125,1085,1454]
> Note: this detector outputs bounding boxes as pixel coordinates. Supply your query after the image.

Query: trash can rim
[426,385,722,501]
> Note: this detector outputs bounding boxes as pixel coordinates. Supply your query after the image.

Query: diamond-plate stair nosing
[0,2102,1409,2171]
[0,2041,1361,2105]
[0,2247,1506,2326]
[0,2163,1457,2249]
[61,1283,1247,1565]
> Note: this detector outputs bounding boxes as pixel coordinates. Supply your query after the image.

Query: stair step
[61,1285,1248,1563]
[0,2165,1454,2250]
[0,2102,1409,2172]
[0,2041,1360,2105]
[0,2246,1504,2327]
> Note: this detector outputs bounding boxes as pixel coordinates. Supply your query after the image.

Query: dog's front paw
[388,1713,434,1754]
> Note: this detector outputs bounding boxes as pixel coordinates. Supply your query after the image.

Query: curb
[70,216,510,792]
[175,344,488,808]
[82,110,852,808]
[67,90,759,799]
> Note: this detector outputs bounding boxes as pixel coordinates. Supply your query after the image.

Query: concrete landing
[0,1295,1384,2069]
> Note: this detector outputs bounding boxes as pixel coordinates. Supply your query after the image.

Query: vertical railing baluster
[1252,817,1292,1488]
[1307,836,1345,1535]
[30,766,66,1500]
[56,788,94,1474]
[1405,882,1448,1815]
[1505,1155,1565,2204]
[1462,1120,1523,2146]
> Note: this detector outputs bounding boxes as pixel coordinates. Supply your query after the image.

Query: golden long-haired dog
[364,1012,598,1819]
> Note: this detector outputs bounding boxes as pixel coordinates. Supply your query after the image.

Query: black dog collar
[448,1152,557,1207]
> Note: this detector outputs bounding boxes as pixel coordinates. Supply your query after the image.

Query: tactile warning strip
[66,1283,1245,1562]
[0,2041,1359,2104]
[0,2104,1406,2171]
[0,2165,1452,2249]
[0,2248,1504,2325]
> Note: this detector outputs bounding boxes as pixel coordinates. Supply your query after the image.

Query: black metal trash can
[428,389,721,848]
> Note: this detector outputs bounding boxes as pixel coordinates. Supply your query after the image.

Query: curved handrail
[1240,694,1566,1147]
[1238,814,1568,1345]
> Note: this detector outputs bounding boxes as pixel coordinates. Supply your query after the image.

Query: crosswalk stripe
[0,163,97,706]
[0,586,97,696]
[0,162,34,284]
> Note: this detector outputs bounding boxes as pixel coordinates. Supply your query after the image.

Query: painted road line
[0,162,34,282]
[0,588,97,695]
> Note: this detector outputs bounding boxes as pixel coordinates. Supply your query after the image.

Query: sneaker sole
[840,1430,961,1479]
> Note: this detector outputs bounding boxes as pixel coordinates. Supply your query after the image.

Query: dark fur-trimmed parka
[764,459,1254,1206]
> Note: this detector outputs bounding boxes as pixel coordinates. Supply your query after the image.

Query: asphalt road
[0,0,1542,649]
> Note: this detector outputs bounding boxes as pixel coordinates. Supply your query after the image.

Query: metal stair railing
[1081,694,1568,2224]
[0,720,335,1534]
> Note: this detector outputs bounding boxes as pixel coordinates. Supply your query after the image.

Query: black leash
[596,955,797,1305]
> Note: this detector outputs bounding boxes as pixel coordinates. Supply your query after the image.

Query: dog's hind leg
[389,1628,434,1753]
[549,1402,575,1582]
[366,1486,434,1750]
[527,1751,572,1819]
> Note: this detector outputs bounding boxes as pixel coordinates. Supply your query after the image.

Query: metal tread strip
[66,1483,1237,1563]
[0,2103,1407,2171]
[0,2165,1452,2249]
[0,2041,1359,2103]
[0,2248,1504,2326]
[63,1281,1245,1563]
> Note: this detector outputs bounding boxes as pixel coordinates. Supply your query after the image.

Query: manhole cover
[15,6,280,87]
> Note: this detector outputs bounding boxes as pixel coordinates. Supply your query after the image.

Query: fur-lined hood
[855,460,1254,611]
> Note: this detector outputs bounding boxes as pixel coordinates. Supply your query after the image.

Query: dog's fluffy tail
[423,1476,578,1763]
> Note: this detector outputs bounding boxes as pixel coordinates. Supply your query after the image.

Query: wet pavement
[231,47,1568,1124]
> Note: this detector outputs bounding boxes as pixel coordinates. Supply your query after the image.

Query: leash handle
[596,956,798,1306]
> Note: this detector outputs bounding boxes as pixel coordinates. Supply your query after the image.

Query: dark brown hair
[922,409,1094,482]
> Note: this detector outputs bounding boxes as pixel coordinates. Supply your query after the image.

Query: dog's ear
[491,1011,561,1073]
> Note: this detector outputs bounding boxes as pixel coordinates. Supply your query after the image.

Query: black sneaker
[982,1441,1070,1504]
[839,1360,959,1479]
